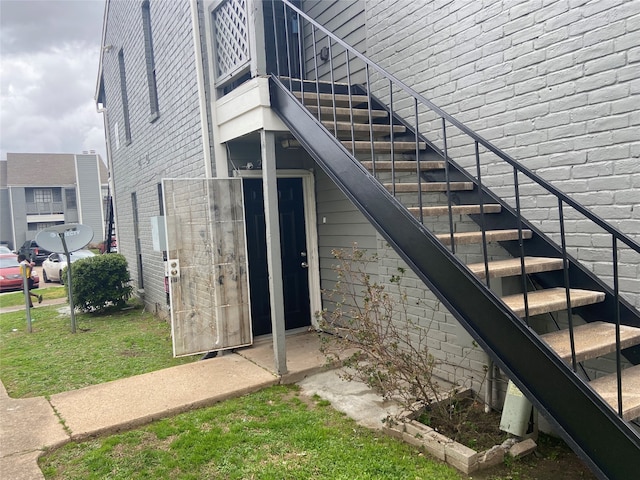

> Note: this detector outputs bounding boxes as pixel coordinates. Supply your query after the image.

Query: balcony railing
[25,202,64,215]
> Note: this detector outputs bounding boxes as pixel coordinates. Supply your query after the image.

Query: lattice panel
[213,0,249,81]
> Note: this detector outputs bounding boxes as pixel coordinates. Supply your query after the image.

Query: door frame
[235,169,321,331]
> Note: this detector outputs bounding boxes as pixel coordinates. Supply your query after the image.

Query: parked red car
[0,256,40,292]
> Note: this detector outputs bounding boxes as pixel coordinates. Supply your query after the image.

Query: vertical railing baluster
[414,99,423,224]
[283,3,293,91]
[442,118,455,254]
[389,80,395,196]
[346,51,355,156]
[328,39,337,137]
[474,141,490,289]
[613,236,623,417]
[513,168,530,325]
[558,200,577,372]
[296,11,304,100]
[366,64,376,176]
[271,1,281,77]
[311,27,321,122]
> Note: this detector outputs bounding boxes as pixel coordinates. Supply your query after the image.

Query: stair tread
[409,204,502,217]
[362,161,444,171]
[436,229,532,245]
[385,182,474,192]
[502,287,606,317]
[295,91,369,106]
[343,140,426,152]
[307,105,388,118]
[589,364,640,420]
[468,256,564,279]
[323,121,406,134]
[542,321,640,363]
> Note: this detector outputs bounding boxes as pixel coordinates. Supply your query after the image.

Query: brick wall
[365,0,639,308]
[101,0,208,315]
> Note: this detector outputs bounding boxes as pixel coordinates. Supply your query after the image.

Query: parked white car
[42,250,96,284]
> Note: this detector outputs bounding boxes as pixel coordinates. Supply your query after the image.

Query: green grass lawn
[0,303,196,398]
[39,385,465,480]
[0,286,67,308]
[2,290,593,480]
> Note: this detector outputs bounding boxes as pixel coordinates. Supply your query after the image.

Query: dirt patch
[419,397,508,452]
[421,399,597,479]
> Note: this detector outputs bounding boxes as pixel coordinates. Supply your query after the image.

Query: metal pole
[59,233,77,333]
[21,264,32,333]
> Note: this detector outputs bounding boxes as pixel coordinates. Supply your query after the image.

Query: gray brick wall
[101,0,208,316]
[364,0,639,309]
[315,167,513,402]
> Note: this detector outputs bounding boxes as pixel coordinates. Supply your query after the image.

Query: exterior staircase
[265,1,640,478]
[289,87,640,421]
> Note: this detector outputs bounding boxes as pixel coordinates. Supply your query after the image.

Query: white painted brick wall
[365,0,640,309]
[102,0,207,316]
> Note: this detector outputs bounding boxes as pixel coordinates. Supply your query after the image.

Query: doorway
[244,177,311,336]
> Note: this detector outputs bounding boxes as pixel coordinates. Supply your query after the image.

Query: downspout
[190,0,214,178]
[485,357,494,413]
[96,104,118,248]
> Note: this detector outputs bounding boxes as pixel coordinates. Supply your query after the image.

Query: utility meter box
[500,380,537,438]
[151,216,167,251]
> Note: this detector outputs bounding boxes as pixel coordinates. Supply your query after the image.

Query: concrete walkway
[0,331,397,480]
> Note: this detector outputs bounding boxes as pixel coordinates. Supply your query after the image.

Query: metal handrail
[278,0,640,255]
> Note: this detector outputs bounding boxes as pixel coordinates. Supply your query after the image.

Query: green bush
[66,253,133,312]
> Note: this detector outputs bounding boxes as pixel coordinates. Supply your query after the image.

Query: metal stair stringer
[269,74,640,480]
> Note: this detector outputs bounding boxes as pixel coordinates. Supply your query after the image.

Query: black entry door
[244,177,311,336]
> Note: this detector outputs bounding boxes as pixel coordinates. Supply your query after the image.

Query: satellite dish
[35,224,94,253]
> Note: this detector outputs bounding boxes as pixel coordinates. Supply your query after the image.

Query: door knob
[301,262,308,268]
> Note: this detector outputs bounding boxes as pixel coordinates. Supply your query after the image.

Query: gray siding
[315,167,377,284]
[9,187,27,244]
[364,0,639,309]
[101,0,208,316]
[302,0,366,84]
[75,154,105,244]
[0,190,12,248]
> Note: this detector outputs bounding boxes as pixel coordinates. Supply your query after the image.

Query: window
[132,192,144,289]
[34,189,53,204]
[142,1,159,121]
[118,49,132,144]
[65,188,77,209]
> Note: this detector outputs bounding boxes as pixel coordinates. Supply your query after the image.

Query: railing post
[389,80,395,196]
[613,235,623,417]
[558,200,577,372]
[513,168,530,325]
[366,64,376,175]
[474,141,490,289]
[414,99,423,224]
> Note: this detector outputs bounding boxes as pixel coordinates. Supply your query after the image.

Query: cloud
[0,0,106,161]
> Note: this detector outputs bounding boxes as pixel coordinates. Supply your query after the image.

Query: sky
[0,0,107,162]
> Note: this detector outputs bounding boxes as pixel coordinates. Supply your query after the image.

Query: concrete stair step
[346,141,426,152]
[542,321,640,363]
[384,181,474,192]
[362,160,445,171]
[307,105,387,120]
[502,287,606,317]
[436,229,532,246]
[295,91,370,107]
[409,204,502,218]
[589,364,640,421]
[468,256,564,279]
